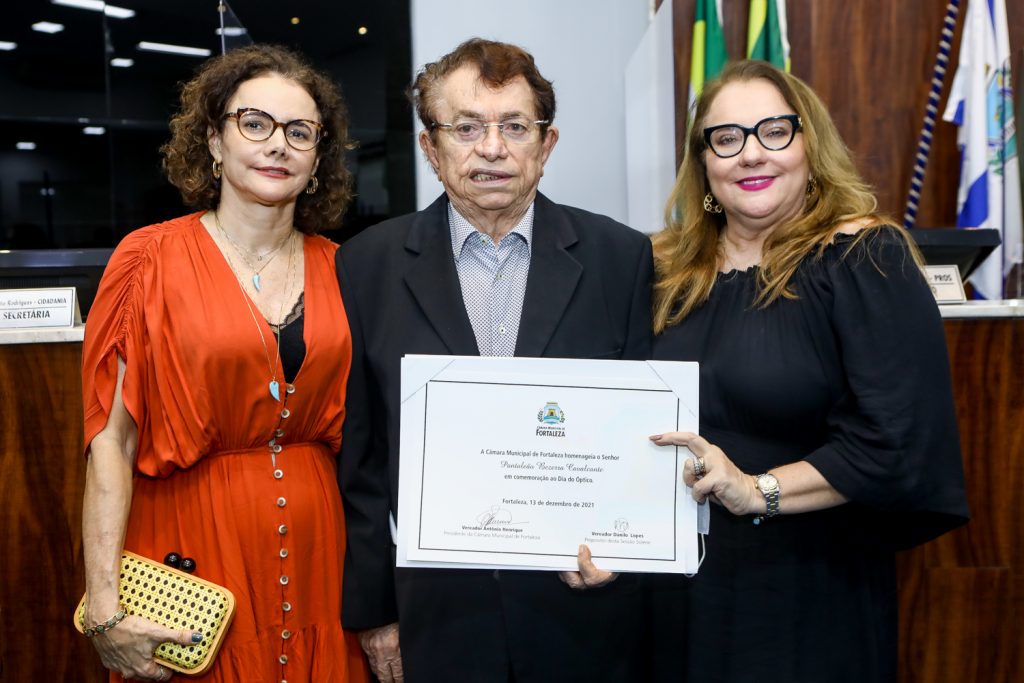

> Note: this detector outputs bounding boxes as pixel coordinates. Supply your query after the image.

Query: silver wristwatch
[754,472,780,518]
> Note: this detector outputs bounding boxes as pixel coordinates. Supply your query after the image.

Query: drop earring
[703,192,723,214]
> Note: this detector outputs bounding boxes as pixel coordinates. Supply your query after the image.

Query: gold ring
[693,456,706,478]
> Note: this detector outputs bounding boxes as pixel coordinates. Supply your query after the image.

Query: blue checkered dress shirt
[448,202,534,357]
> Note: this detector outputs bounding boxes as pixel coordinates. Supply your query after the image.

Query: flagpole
[902,0,961,229]
[1015,47,1024,297]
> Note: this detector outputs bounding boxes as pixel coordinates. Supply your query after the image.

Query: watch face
[757,473,779,494]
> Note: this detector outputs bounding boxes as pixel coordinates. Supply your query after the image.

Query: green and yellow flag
[747,0,790,71]
[689,0,728,113]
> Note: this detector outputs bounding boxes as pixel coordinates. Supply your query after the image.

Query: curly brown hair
[161,44,354,234]
[409,38,556,141]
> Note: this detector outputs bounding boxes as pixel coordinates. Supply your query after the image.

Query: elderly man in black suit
[337,38,652,683]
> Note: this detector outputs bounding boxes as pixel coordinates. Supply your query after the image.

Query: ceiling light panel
[0,41,16,51]
[103,4,135,19]
[32,22,65,34]
[136,41,211,57]
[51,0,135,19]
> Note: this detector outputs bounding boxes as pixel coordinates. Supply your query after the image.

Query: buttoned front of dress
[267,381,299,682]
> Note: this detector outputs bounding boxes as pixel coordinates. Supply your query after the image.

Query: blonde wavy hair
[652,61,919,333]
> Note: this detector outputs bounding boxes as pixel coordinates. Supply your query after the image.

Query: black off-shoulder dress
[648,228,969,683]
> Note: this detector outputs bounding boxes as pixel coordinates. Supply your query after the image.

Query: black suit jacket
[338,193,653,682]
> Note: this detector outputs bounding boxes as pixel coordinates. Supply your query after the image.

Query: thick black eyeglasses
[224,108,326,151]
[703,114,802,158]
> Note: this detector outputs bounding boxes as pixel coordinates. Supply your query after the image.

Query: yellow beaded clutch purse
[74,551,236,675]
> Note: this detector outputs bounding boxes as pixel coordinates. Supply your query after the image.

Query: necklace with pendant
[719,236,759,273]
[721,250,742,273]
[214,211,292,292]
[221,226,299,402]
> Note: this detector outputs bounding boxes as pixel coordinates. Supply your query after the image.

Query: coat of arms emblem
[537,402,566,424]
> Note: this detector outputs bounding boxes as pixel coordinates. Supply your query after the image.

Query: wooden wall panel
[896,567,1018,682]
[671,0,1024,229]
[798,1,964,227]
[0,343,105,683]
[893,319,1024,683]
[943,320,1024,568]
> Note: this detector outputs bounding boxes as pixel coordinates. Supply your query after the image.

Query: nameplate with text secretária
[0,287,80,329]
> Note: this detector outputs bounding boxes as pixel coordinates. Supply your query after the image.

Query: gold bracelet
[83,604,127,637]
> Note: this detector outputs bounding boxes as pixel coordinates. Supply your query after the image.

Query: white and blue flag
[942,0,1022,300]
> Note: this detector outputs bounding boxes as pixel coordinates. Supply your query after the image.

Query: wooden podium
[0,336,106,682]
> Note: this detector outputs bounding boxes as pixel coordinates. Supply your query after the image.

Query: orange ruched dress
[82,212,369,682]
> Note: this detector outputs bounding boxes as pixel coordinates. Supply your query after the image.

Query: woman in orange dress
[80,45,369,682]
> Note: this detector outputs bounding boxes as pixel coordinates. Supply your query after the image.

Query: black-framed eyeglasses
[432,118,549,144]
[703,114,802,158]
[224,108,326,151]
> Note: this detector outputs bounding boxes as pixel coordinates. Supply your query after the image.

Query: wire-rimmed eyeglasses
[224,108,326,151]
[432,118,549,144]
[703,114,802,158]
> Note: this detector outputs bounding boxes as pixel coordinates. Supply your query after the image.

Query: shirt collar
[448,202,535,261]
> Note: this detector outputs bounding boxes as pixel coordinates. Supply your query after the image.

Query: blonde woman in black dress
[647,61,969,682]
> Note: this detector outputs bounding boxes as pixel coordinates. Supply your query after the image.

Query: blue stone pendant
[253,273,262,292]
[269,380,280,401]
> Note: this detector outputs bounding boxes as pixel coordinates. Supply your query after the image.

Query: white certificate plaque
[397,356,700,573]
